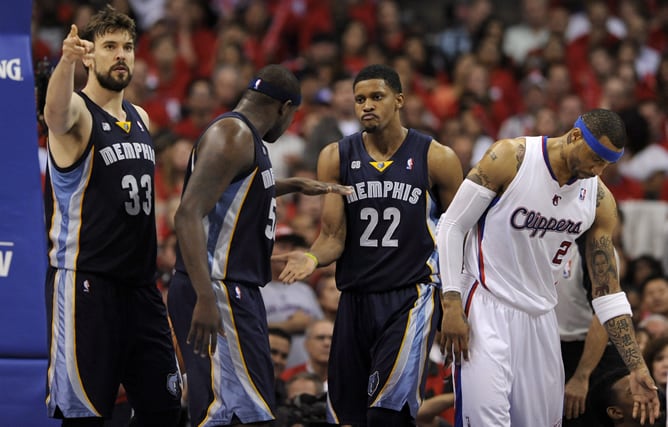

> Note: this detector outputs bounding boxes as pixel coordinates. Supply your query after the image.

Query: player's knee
[367,406,415,427]
[129,407,183,427]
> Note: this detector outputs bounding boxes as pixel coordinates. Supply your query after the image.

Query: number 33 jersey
[44,92,157,284]
[336,129,441,293]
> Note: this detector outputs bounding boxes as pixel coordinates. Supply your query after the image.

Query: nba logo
[579,188,586,200]
[406,158,414,170]
[235,286,242,300]
[102,122,111,131]
[83,280,90,293]
[254,78,262,89]
[136,120,144,132]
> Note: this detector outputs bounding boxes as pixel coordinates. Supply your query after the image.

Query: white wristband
[592,292,632,325]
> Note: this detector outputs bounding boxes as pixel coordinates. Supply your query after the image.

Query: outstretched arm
[587,180,659,424]
[278,143,347,283]
[275,177,352,197]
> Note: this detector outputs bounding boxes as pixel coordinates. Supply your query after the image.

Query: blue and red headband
[248,77,301,106]
[574,116,623,163]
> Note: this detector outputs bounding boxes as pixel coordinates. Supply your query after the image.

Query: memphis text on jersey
[98,141,155,166]
[346,180,422,204]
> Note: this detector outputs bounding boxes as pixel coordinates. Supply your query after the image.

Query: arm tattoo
[468,168,494,190]
[489,151,497,160]
[596,185,605,208]
[589,236,616,297]
[515,143,525,172]
[606,316,644,370]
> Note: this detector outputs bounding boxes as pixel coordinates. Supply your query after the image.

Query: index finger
[69,24,78,38]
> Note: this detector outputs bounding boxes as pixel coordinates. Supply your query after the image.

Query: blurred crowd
[31,0,668,425]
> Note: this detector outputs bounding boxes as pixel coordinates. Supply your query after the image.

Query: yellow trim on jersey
[370,283,419,407]
[369,160,394,172]
[115,121,131,133]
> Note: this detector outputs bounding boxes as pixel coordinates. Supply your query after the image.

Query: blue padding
[0,0,48,357]
[0,358,59,426]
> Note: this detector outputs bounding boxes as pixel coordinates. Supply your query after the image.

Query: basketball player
[166,64,351,427]
[43,6,181,426]
[436,109,660,426]
[277,64,464,426]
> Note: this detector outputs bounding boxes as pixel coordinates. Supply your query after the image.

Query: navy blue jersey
[44,92,156,284]
[336,129,441,292]
[174,112,276,287]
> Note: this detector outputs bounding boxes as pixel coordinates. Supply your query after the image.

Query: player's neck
[82,83,126,120]
[363,124,407,157]
[546,136,574,186]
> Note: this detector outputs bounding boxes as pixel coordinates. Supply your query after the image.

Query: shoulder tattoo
[515,143,525,172]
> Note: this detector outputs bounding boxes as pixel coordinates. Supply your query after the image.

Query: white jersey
[555,247,592,341]
[462,136,598,315]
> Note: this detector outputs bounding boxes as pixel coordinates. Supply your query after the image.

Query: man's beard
[363,124,378,133]
[96,67,131,92]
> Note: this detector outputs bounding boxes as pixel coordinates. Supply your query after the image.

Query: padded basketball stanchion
[0,0,58,425]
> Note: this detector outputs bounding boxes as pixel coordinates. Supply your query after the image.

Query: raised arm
[436,139,521,364]
[278,142,347,283]
[44,25,94,167]
[587,180,659,424]
[173,118,254,356]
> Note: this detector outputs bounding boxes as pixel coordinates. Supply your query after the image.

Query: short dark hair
[588,367,630,427]
[643,334,668,366]
[81,5,136,43]
[268,327,292,344]
[354,64,402,94]
[580,109,627,149]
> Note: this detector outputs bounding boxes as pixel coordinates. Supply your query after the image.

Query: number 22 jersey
[336,129,441,293]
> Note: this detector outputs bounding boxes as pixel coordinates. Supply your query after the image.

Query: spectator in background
[502,0,550,68]
[263,227,324,368]
[172,77,220,140]
[644,336,668,391]
[315,273,340,323]
[280,319,334,386]
[305,74,360,170]
[268,328,293,405]
[640,276,668,321]
[589,367,666,427]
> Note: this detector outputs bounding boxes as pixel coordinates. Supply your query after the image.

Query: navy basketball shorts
[327,283,441,425]
[168,271,275,426]
[45,267,182,419]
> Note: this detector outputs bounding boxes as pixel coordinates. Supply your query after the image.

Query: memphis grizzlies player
[278,64,463,427]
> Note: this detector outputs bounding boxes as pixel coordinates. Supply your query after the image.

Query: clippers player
[436,109,659,426]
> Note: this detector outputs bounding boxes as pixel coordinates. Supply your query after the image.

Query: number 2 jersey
[173,112,276,287]
[44,92,157,285]
[462,136,598,315]
[336,129,441,293]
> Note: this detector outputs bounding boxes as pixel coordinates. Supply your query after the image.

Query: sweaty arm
[587,180,659,423]
[437,139,520,364]
[173,118,254,356]
[44,25,93,167]
[278,143,347,283]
